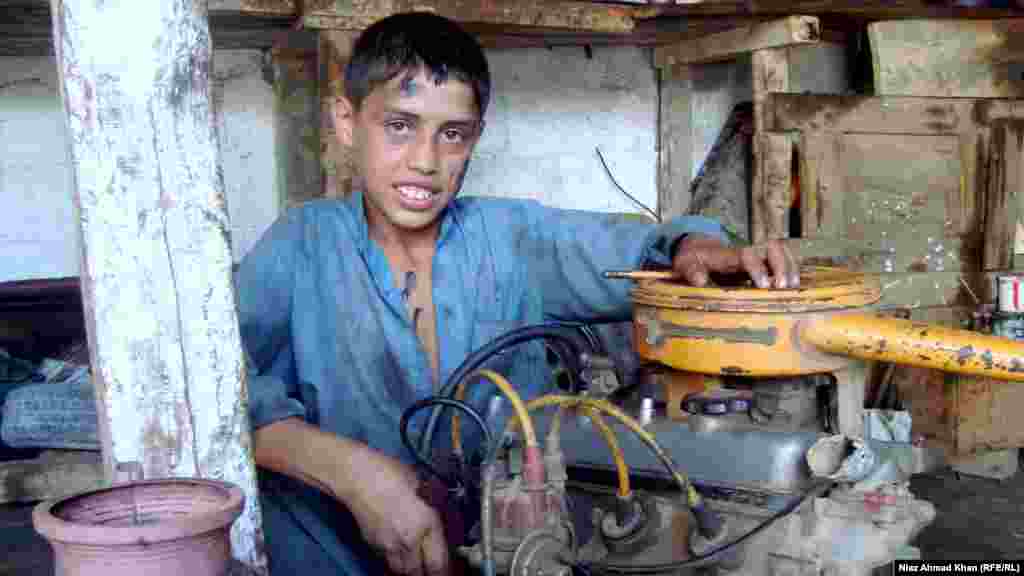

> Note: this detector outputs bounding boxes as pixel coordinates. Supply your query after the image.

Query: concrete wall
[2,43,843,283]
[1,44,660,282]
[464,46,659,216]
[0,50,280,282]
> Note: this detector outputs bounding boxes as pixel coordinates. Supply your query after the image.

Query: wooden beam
[658,64,694,220]
[751,48,790,243]
[49,1,266,573]
[868,19,1024,99]
[319,30,359,198]
[764,94,1022,134]
[654,15,820,68]
[301,0,644,32]
[272,44,323,207]
[209,0,297,17]
[985,120,1024,271]
[753,132,793,242]
[638,1,1024,20]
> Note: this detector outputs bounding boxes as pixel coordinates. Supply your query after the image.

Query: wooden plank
[639,1,1024,19]
[49,1,266,572]
[798,131,842,239]
[654,16,820,68]
[751,49,790,244]
[839,131,981,272]
[753,133,793,242]
[753,49,789,133]
[301,0,644,32]
[985,120,1024,271]
[868,19,1024,98]
[902,367,1024,457]
[272,46,322,207]
[0,451,105,504]
[765,94,1023,134]
[835,360,868,438]
[209,0,297,16]
[658,64,694,219]
[319,30,359,198]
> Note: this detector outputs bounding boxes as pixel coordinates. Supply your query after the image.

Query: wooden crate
[900,365,1024,457]
[755,94,1024,455]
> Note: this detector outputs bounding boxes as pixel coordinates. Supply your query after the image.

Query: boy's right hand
[339,445,450,576]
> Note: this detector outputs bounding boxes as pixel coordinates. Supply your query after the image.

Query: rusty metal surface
[803,314,1024,382]
[631,266,881,313]
[634,306,853,376]
[632,266,1024,380]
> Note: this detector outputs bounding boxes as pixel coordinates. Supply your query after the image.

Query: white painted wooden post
[48,1,267,573]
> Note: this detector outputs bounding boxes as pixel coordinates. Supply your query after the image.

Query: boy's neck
[364,200,440,262]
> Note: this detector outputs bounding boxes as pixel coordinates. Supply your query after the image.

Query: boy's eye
[386,120,412,134]
[441,128,464,144]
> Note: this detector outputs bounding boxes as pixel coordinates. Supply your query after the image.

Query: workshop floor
[1,464,1022,574]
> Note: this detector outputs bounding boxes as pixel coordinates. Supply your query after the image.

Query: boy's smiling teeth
[398,186,433,201]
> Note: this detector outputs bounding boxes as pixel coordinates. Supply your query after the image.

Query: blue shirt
[235,191,725,574]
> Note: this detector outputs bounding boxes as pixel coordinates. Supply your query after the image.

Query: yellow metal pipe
[802,313,1024,382]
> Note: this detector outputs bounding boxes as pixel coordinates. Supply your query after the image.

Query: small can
[993,312,1024,341]
[997,274,1024,313]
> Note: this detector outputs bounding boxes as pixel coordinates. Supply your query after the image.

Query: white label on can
[998,275,1024,313]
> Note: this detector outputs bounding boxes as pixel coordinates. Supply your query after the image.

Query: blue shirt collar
[343,189,461,256]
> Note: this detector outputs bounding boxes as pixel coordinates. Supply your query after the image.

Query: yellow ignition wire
[518,395,701,509]
[450,369,539,456]
[580,406,631,498]
[451,380,469,455]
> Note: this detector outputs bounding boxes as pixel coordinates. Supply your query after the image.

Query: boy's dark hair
[344,12,491,118]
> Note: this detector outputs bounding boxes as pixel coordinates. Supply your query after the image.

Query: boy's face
[335,67,483,236]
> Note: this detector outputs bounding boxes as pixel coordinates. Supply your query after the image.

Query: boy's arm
[519,201,723,321]
[235,209,448,576]
[519,201,797,321]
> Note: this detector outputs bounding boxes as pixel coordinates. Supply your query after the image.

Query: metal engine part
[542,375,939,576]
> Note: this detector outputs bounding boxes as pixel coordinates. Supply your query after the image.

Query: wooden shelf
[5,0,1017,56]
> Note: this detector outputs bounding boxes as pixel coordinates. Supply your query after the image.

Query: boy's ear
[333,96,355,148]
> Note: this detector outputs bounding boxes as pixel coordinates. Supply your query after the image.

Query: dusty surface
[3,461,1024,573]
[910,462,1024,560]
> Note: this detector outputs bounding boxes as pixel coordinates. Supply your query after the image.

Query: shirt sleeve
[520,200,729,322]
[234,209,309,430]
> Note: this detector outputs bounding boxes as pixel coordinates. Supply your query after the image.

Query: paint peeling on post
[48,1,267,573]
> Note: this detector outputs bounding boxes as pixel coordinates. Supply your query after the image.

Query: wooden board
[752,132,793,242]
[759,94,1024,282]
[272,46,323,207]
[209,0,297,16]
[868,19,1024,99]
[654,15,820,68]
[658,64,694,220]
[984,120,1024,271]
[901,367,1024,457]
[319,30,359,198]
[301,0,644,32]
[51,1,267,572]
[750,48,790,243]
[637,1,1024,19]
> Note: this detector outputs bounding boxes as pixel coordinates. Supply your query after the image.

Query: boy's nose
[409,134,439,174]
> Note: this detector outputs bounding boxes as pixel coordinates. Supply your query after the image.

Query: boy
[237,11,797,576]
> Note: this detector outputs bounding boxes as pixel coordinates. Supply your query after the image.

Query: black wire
[417,323,601,458]
[581,480,834,574]
[595,147,660,223]
[400,397,493,486]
